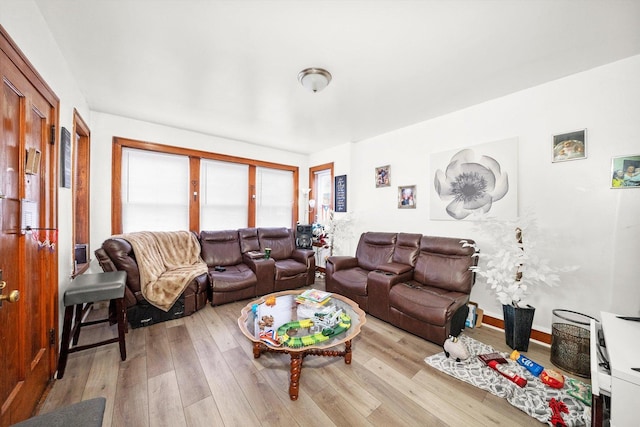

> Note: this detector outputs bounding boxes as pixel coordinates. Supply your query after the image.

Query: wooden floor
[40,278,583,427]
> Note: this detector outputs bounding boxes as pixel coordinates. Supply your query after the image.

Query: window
[121,148,189,232]
[111,137,299,234]
[255,167,294,227]
[309,163,334,225]
[200,159,248,230]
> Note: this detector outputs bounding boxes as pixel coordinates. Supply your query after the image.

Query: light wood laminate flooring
[40,278,583,426]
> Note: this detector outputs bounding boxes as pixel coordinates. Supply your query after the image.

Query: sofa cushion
[392,232,422,266]
[273,259,307,280]
[355,232,397,271]
[413,236,476,293]
[257,227,294,260]
[209,264,256,293]
[330,267,370,296]
[389,282,468,326]
[200,230,242,266]
[238,227,260,253]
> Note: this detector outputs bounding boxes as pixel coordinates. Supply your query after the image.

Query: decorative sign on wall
[430,137,518,220]
[60,127,71,188]
[334,175,347,212]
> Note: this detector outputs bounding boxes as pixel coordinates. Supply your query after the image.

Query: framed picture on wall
[611,154,640,188]
[375,165,390,187]
[552,129,586,162]
[398,185,416,208]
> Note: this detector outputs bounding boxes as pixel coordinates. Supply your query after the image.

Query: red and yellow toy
[540,369,565,389]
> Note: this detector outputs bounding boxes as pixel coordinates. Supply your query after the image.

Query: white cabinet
[594,312,640,426]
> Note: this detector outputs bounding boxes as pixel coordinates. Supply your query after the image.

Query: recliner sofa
[95,227,315,327]
[326,232,477,345]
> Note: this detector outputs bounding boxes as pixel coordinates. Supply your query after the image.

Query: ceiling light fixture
[297,68,332,93]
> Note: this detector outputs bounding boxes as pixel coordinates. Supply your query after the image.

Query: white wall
[314,55,640,332]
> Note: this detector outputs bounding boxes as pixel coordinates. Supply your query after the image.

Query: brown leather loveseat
[200,227,315,305]
[326,232,477,345]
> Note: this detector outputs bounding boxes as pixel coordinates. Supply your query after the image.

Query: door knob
[0,281,20,305]
[0,290,20,303]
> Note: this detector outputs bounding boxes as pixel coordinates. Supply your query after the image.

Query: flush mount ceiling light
[297,68,332,93]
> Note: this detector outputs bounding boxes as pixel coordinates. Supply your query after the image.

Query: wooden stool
[56,271,128,379]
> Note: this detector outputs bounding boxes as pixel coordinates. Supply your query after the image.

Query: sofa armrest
[243,255,275,295]
[367,269,414,321]
[326,256,358,271]
[291,248,314,266]
[375,262,412,275]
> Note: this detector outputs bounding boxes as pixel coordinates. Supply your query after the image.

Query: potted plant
[463,214,573,351]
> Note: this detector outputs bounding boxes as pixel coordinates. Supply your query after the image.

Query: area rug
[424,334,591,426]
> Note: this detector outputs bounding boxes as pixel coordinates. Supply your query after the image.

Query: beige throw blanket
[120,231,208,311]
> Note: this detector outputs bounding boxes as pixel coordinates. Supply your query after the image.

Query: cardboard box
[466,302,484,328]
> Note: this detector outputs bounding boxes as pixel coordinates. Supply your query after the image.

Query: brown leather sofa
[95,237,209,328]
[199,228,315,305]
[96,227,315,326]
[326,232,477,345]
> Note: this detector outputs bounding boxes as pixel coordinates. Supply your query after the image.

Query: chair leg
[56,305,75,379]
[116,298,127,361]
[72,303,84,345]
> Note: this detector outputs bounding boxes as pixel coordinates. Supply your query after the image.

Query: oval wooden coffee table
[238,289,366,400]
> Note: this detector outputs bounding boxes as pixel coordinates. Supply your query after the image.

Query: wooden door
[0,27,59,426]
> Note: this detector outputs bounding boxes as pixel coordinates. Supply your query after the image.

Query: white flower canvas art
[430,138,518,220]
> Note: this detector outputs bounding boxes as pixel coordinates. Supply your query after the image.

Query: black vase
[503,304,535,351]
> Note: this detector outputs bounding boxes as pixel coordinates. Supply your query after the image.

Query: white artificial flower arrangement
[326,210,354,256]
[462,213,574,307]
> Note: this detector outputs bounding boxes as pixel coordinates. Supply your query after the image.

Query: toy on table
[443,335,470,362]
[478,352,527,387]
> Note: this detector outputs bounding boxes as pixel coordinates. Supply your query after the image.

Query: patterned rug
[424,334,591,426]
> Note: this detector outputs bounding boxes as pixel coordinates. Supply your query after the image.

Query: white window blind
[200,159,249,230]
[121,148,189,232]
[255,167,293,227]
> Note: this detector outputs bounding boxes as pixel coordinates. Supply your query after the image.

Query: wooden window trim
[72,109,90,276]
[308,162,334,224]
[111,136,299,234]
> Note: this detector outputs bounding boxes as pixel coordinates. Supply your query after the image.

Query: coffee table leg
[289,351,303,400]
[252,342,262,358]
[343,339,353,364]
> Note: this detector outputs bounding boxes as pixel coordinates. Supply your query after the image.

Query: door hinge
[49,328,56,346]
[50,125,56,145]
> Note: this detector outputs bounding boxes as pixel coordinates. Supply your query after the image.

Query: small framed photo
[552,129,586,162]
[398,185,416,209]
[611,154,640,188]
[375,165,390,188]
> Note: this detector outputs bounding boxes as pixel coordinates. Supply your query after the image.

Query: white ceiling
[35,0,640,154]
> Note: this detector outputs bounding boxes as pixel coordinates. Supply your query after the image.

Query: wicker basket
[550,309,597,378]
